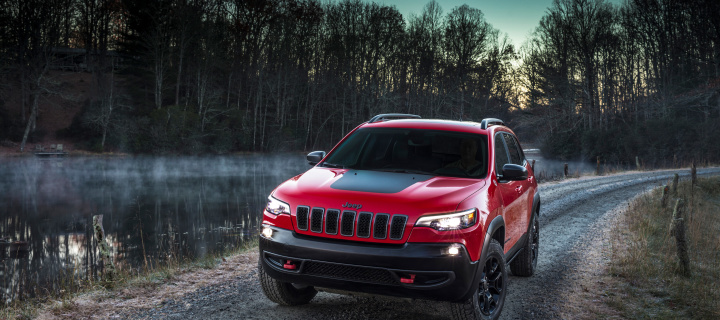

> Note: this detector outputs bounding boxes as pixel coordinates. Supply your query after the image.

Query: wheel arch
[457,215,505,302]
[533,191,541,216]
[482,215,505,262]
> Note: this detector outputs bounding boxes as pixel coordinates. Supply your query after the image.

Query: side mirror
[502,164,528,181]
[306,151,326,165]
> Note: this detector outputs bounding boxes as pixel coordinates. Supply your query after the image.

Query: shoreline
[2,243,260,320]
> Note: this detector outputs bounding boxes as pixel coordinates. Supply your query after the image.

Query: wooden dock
[33,144,68,157]
[34,151,68,157]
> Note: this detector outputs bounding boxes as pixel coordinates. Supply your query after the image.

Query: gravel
[124,168,720,320]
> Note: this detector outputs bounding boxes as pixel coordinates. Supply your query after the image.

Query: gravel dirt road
[122,168,720,320]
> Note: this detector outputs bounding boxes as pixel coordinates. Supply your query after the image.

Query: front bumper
[259,226,480,302]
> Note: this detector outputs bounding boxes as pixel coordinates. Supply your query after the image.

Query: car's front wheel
[450,239,507,320]
[258,260,317,305]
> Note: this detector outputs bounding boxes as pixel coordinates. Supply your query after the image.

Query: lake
[0,155,308,305]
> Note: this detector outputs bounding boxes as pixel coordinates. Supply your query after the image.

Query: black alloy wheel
[450,239,507,320]
[478,255,504,316]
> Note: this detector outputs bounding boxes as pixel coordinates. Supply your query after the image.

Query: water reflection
[0,155,306,305]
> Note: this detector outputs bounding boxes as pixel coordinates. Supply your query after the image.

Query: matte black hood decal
[330,170,433,193]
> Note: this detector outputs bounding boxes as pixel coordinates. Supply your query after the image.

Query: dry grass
[0,238,259,320]
[606,177,720,319]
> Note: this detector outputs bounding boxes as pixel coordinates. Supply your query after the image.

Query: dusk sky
[380,0,623,48]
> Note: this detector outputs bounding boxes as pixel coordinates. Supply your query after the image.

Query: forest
[0,0,719,165]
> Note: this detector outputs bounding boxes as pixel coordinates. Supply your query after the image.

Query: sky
[378,0,623,49]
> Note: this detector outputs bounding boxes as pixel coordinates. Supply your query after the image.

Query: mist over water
[0,155,307,305]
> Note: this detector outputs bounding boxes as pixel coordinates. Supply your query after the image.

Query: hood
[273,167,487,221]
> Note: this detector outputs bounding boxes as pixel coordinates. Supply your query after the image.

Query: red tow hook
[283,260,297,270]
[400,274,415,284]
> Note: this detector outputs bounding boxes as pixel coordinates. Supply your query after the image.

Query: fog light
[261,226,273,239]
[445,244,462,256]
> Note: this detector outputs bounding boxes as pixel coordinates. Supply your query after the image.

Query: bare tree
[83,70,131,150]
[444,4,493,119]
[5,0,65,151]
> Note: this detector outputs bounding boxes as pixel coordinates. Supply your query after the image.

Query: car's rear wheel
[258,260,317,305]
[451,239,507,320]
[510,213,539,276]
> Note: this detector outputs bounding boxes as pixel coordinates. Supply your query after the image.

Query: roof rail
[368,113,421,123]
[480,118,505,129]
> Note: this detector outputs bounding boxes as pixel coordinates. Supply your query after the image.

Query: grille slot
[341,211,356,236]
[311,208,324,233]
[357,212,373,238]
[373,214,390,239]
[325,209,340,235]
[296,206,309,231]
[303,261,396,285]
[389,215,407,240]
[298,205,405,241]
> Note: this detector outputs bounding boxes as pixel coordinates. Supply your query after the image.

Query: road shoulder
[556,197,638,319]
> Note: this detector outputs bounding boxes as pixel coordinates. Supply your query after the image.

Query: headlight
[265,196,290,215]
[415,208,477,231]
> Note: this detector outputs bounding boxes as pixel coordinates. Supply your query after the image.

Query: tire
[510,213,539,277]
[258,260,317,306]
[450,239,507,320]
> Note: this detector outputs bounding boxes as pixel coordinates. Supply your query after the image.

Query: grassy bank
[607,177,720,318]
[1,238,259,320]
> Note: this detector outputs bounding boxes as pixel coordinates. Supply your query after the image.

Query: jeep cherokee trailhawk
[258,114,540,320]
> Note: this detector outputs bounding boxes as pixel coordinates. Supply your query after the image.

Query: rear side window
[503,134,523,165]
[494,134,509,174]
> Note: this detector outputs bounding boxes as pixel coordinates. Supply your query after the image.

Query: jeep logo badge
[342,202,362,210]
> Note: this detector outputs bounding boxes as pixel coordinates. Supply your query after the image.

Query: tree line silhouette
[0,0,718,164]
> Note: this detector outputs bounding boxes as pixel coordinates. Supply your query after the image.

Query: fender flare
[479,215,505,270]
[525,191,541,235]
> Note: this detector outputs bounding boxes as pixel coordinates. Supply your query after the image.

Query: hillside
[0,71,93,155]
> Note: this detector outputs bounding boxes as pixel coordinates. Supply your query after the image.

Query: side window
[512,135,526,164]
[503,133,523,165]
[494,134,509,174]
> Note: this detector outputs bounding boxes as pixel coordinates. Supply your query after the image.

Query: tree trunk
[175,46,184,106]
[101,127,107,151]
[93,214,116,280]
[19,94,39,152]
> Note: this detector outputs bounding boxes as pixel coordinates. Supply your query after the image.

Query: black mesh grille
[373,214,389,239]
[390,215,407,240]
[341,211,355,236]
[325,209,340,235]
[297,206,405,241]
[311,208,324,233]
[303,261,396,285]
[296,206,309,231]
[357,212,373,238]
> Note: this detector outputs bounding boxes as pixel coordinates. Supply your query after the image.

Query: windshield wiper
[321,162,346,169]
[376,168,434,175]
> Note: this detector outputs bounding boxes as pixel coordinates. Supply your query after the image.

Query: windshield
[322,128,488,178]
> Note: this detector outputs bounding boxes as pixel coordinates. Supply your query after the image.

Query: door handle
[515,186,523,194]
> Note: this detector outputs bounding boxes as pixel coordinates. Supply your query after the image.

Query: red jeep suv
[258,114,540,320]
